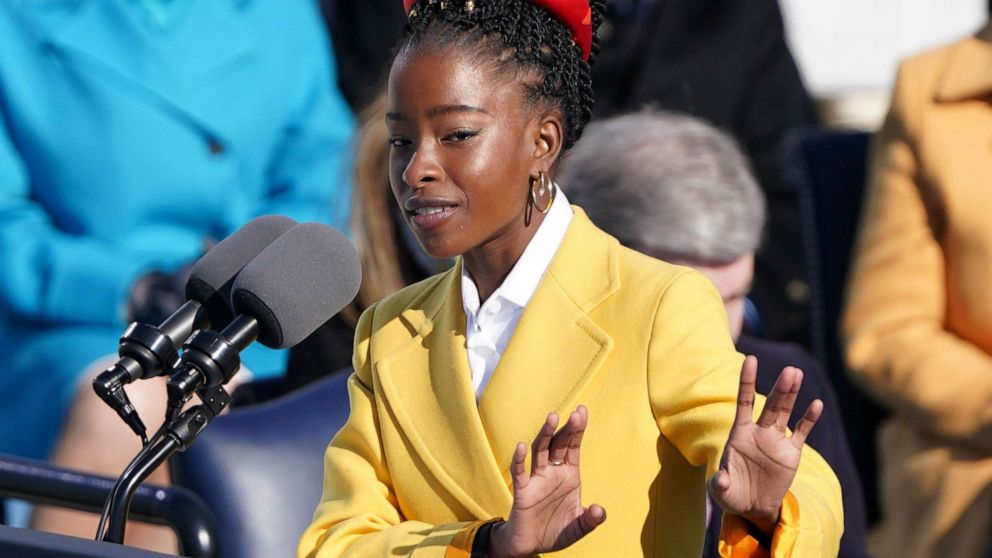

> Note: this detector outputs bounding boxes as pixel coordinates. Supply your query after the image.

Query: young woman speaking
[299,1,842,556]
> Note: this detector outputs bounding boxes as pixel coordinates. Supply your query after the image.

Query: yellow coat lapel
[480,208,620,483]
[375,263,511,518]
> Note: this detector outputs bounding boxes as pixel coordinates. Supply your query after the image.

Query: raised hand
[489,406,607,558]
[708,355,823,534]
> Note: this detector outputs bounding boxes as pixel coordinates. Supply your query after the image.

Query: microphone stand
[100,384,232,544]
[98,316,256,544]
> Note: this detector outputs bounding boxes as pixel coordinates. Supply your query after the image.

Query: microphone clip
[92,321,185,444]
[116,322,183,380]
[165,327,245,420]
[93,361,149,445]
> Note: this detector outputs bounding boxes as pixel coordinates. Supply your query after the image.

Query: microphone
[93,215,297,440]
[166,222,361,409]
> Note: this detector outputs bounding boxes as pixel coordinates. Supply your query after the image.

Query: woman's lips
[409,205,457,229]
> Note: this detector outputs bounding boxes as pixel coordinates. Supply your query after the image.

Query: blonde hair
[341,94,408,325]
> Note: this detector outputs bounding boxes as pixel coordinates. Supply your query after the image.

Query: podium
[0,525,178,557]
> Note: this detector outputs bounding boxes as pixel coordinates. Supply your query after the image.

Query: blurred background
[781,0,986,128]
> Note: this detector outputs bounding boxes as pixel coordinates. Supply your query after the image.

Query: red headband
[402,0,593,62]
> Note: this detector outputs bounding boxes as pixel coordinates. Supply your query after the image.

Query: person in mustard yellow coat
[300,1,844,556]
[842,23,992,558]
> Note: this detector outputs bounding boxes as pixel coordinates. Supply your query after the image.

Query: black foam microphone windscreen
[230,223,361,349]
[185,215,297,328]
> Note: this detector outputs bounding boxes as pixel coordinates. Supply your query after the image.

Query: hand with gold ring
[489,406,607,558]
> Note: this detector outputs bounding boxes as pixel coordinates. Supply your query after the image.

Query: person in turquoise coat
[0,0,354,470]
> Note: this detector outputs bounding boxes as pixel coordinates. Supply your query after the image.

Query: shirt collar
[462,188,573,314]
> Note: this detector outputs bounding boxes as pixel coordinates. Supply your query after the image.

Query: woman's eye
[443,129,479,142]
[389,137,410,148]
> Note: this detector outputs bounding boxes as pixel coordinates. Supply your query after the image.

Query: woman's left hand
[707,355,823,534]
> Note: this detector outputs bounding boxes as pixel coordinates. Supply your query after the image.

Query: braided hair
[397,0,606,151]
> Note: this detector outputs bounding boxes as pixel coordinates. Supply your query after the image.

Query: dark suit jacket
[322,0,407,113]
[593,0,819,346]
[702,335,870,558]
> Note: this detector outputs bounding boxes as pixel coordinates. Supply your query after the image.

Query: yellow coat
[843,28,992,558]
[301,209,842,557]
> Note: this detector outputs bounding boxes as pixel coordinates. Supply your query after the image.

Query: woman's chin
[423,247,463,261]
[414,236,464,261]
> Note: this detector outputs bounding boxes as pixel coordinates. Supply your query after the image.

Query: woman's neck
[463,209,547,302]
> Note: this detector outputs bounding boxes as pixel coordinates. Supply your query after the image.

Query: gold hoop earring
[530,171,556,214]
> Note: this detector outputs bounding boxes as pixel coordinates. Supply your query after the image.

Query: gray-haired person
[561,110,869,558]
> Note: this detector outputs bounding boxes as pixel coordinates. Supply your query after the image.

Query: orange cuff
[718,491,800,558]
[445,519,499,558]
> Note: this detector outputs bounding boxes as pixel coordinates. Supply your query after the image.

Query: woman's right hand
[489,406,607,558]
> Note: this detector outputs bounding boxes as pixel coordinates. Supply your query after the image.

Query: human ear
[531,114,564,174]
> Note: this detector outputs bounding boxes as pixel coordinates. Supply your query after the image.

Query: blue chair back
[786,127,887,524]
[793,129,872,373]
[172,371,351,558]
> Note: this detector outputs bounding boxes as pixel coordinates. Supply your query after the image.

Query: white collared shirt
[461,189,573,396]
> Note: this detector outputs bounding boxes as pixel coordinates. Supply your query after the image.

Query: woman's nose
[402,145,441,188]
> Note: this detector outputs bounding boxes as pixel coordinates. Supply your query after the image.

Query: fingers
[774,368,803,430]
[756,366,803,430]
[791,399,824,449]
[529,406,590,476]
[547,414,570,465]
[565,406,588,467]
[548,406,588,466]
[577,503,607,535]
[530,413,558,474]
[707,469,731,497]
[510,442,529,490]
[735,355,759,425]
